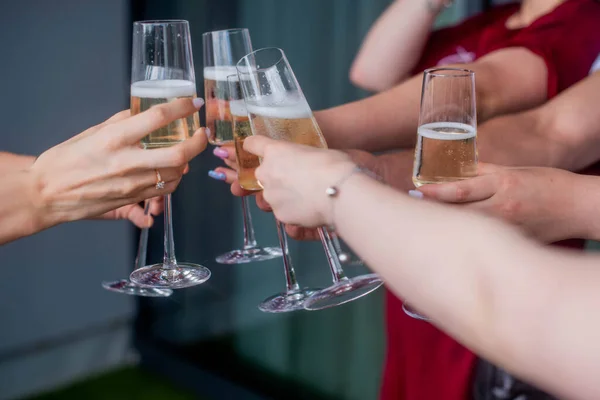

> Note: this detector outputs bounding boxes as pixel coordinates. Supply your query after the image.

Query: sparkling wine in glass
[128,20,210,289]
[237,47,383,311]
[203,29,282,265]
[407,67,478,320]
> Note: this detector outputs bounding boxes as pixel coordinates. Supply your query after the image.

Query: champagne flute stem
[162,194,177,269]
[275,221,300,293]
[134,201,151,269]
[241,195,258,250]
[318,227,347,283]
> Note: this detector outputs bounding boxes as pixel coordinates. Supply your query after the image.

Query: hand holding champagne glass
[203,28,281,265]
[236,48,383,311]
[128,20,211,289]
[406,67,478,320]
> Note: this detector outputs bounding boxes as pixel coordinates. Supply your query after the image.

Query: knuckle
[150,106,170,125]
[167,148,187,166]
[119,179,138,196]
[497,198,521,220]
[455,185,471,202]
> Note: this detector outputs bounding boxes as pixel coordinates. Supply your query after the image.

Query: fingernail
[208,170,226,181]
[408,190,423,199]
[213,147,229,159]
[205,127,211,139]
[193,97,205,109]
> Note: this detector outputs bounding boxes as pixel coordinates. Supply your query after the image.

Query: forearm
[483,71,600,172]
[0,171,44,245]
[478,109,600,172]
[350,0,437,91]
[0,152,36,173]
[320,49,548,153]
[334,174,600,399]
[317,75,422,152]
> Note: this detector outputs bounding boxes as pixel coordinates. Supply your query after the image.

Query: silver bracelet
[425,0,454,14]
[325,165,382,231]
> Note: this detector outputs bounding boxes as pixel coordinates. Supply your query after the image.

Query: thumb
[125,204,154,228]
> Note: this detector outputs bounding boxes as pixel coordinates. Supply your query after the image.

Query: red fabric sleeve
[484,0,600,98]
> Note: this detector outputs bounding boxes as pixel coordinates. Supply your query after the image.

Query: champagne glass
[407,67,477,320]
[227,74,318,312]
[102,201,173,297]
[103,201,172,297]
[128,20,211,289]
[203,29,281,264]
[236,47,383,311]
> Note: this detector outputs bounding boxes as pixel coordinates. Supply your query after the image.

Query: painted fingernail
[193,97,205,109]
[205,127,211,139]
[208,170,226,181]
[213,147,229,159]
[408,190,423,199]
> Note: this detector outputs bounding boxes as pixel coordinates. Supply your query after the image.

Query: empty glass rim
[202,28,249,36]
[424,67,474,77]
[236,47,284,74]
[134,19,189,25]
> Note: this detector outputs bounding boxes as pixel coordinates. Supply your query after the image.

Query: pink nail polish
[192,97,204,108]
[213,147,229,159]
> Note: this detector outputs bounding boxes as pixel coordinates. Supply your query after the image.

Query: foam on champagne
[418,122,476,140]
[246,94,312,119]
[131,80,196,99]
[229,99,248,117]
[203,66,239,81]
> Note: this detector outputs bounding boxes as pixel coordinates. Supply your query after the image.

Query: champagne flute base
[102,280,173,297]
[304,273,383,311]
[402,303,430,321]
[258,288,319,313]
[129,263,211,289]
[215,246,282,265]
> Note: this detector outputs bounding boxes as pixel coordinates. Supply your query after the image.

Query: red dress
[381,1,600,399]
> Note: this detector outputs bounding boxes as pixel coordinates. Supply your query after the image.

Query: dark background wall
[0,1,133,399]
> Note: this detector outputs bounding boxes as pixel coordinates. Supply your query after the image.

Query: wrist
[24,166,61,234]
[320,160,358,227]
[8,170,48,239]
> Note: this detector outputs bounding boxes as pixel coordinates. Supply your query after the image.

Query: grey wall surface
[0,1,133,398]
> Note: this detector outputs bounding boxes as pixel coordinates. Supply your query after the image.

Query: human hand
[94,196,164,228]
[416,164,585,243]
[28,97,207,230]
[244,136,355,227]
[209,144,390,239]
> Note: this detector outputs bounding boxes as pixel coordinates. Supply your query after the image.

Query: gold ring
[155,169,165,190]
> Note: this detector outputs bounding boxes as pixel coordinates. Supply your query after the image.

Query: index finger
[243,135,277,157]
[418,174,499,204]
[113,95,205,145]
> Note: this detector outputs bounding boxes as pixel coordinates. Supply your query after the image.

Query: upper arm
[464,47,549,121]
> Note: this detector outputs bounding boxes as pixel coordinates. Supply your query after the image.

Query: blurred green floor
[24,367,201,400]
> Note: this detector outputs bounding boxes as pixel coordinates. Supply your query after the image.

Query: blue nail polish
[208,170,226,181]
[408,190,424,199]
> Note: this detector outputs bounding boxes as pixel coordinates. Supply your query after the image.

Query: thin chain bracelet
[325,165,382,232]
